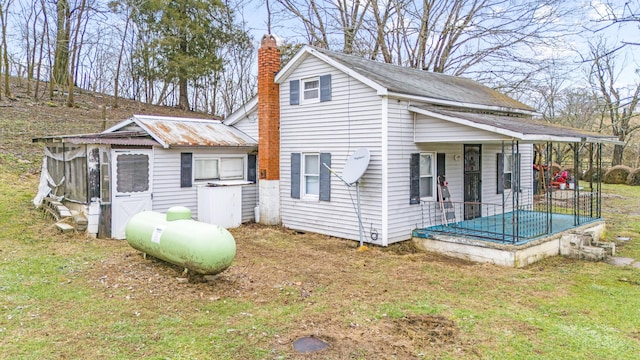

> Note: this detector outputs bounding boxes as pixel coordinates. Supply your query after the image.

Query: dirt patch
[393,314,457,345]
[81,225,484,358]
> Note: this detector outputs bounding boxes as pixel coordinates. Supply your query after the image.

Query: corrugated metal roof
[411,106,620,143]
[33,131,159,146]
[130,115,257,148]
[309,47,535,113]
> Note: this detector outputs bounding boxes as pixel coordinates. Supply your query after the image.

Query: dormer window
[302,78,320,103]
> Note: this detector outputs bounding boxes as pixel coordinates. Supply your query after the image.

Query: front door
[111,149,153,239]
[464,144,482,220]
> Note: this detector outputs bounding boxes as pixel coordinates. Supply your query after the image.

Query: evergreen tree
[136,0,240,110]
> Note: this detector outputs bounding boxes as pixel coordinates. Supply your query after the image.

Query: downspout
[381,95,389,246]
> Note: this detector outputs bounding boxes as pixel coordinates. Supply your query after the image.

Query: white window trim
[302,153,320,199]
[301,77,320,104]
[420,152,436,200]
[193,155,246,183]
[504,153,513,190]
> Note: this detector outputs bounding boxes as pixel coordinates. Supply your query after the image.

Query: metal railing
[418,188,600,244]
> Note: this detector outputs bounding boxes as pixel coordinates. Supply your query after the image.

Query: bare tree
[34,0,50,100]
[588,39,640,166]
[589,0,640,49]
[52,0,70,90]
[65,0,87,107]
[272,0,578,94]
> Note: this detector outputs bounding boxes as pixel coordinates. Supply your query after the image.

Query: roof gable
[276,46,535,114]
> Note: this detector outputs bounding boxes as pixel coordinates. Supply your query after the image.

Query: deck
[412,210,600,245]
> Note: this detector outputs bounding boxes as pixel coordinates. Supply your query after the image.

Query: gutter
[390,91,538,116]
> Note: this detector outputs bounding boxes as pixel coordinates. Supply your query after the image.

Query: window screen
[220,158,244,179]
[116,154,149,193]
[195,158,219,180]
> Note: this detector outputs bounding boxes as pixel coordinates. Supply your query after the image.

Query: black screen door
[464,144,482,220]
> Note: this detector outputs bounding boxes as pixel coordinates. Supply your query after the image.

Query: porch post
[573,142,579,226]
[546,141,552,234]
[597,143,603,218]
[501,141,506,242]
[513,140,520,244]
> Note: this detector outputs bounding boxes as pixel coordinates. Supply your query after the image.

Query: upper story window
[302,78,320,103]
[289,74,332,105]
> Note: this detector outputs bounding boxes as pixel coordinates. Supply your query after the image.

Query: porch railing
[417,187,601,244]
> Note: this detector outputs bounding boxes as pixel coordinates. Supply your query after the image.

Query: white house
[226,35,617,251]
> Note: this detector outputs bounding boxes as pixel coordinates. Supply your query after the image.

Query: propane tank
[125,206,236,275]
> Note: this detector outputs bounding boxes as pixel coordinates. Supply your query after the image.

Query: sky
[4,0,639,98]
[238,0,639,87]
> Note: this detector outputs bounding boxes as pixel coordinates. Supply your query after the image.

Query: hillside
[0,78,213,174]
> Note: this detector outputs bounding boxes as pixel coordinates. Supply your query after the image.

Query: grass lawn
[1,168,640,359]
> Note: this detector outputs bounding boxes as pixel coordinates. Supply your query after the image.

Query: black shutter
[319,153,331,201]
[291,153,301,199]
[180,153,193,188]
[290,80,300,105]
[437,153,446,183]
[320,74,332,102]
[247,154,257,182]
[497,153,504,194]
[410,153,420,204]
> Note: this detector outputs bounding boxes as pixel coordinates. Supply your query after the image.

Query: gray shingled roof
[313,47,535,113]
[412,106,620,143]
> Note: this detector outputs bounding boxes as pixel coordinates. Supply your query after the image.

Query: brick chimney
[257,34,281,225]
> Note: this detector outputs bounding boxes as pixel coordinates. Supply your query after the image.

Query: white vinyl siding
[384,98,537,244]
[229,114,258,141]
[152,148,257,222]
[280,56,384,245]
[414,114,512,142]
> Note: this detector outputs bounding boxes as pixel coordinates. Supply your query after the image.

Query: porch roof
[409,106,621,144]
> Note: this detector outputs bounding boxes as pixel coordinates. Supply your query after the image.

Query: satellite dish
[341,149,370,185]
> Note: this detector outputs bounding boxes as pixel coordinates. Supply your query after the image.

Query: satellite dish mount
[323,149,370,247]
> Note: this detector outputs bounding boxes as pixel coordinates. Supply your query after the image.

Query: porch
[412,188,602,245]
[411,188,606,267]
